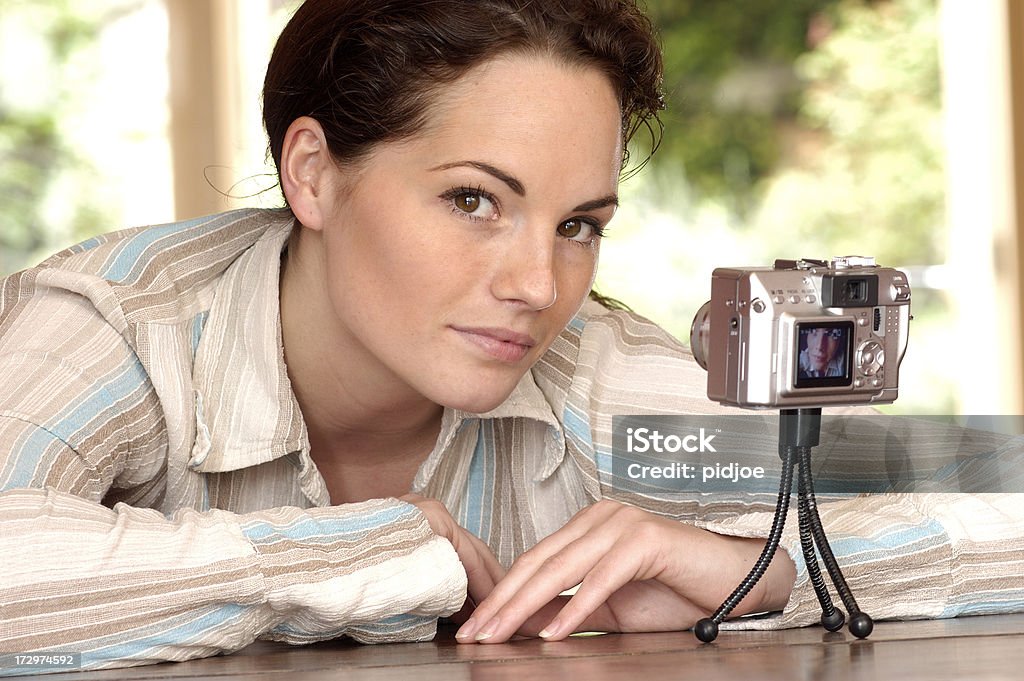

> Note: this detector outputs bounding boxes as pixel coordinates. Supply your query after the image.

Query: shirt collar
[412,367,566,487]
[189,211,307,473]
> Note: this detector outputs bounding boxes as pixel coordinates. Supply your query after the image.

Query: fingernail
[455,617,476,640]
[538,618,562,639]
[475,616,500,641]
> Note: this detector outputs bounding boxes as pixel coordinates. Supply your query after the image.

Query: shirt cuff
[241,497,467,644]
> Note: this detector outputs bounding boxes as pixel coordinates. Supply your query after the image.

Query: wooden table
[43,614,1024,680]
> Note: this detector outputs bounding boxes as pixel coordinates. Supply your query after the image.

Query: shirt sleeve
[0,487,466,673]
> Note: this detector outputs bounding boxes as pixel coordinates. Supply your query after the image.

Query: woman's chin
[432,382,521,416]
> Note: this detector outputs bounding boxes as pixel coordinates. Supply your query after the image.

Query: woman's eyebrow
[573,194,619,212]
[429,160,619,212]
[430,160,525,196]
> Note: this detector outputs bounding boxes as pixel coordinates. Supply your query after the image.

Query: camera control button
[751,298,766,313]
[789,295,800,304]
[872,378,884,388]
[773,295,785,304]
[805,295,816,304]
[854,378,865,388]
[857,340,884,377]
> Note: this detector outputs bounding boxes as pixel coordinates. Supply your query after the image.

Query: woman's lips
[451,326,536,363]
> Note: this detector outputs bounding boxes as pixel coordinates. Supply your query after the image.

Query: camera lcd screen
[794,321,854,388]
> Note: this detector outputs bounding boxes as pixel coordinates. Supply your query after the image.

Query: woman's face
[318,54,623,413]
[806,328,841,371]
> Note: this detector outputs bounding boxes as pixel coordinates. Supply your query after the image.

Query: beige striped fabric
[1,208,1022,673]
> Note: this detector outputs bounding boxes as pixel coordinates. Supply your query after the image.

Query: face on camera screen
[795,321,853,387]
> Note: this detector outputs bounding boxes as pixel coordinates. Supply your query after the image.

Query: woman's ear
[280,116,333,231]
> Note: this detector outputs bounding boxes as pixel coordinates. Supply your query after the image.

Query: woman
[798,326,848,379]
[1,0,1021,673]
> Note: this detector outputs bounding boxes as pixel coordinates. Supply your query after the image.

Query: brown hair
[262,0,664,184]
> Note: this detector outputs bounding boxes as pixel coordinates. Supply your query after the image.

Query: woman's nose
[490,229,558,310]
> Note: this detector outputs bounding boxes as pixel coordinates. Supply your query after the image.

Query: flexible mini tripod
[693,408,874,643]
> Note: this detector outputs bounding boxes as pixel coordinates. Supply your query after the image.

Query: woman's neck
[279,227,443,502]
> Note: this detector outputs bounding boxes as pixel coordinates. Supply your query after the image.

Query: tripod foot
[694,618,719,643]
[848,612,874,639]
[821,608,845,632]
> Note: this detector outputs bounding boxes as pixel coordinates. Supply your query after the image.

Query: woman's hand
[454,499,796,643]
[400,494,505,619]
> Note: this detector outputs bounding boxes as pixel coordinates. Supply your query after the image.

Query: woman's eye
[445,188,497,220]
[453,193,481,213]
[557,219,603,243]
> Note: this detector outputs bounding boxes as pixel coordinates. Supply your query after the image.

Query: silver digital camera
[689,257,911,409]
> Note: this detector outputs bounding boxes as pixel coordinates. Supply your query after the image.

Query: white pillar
[166,0,243,220]
[940,0,1024,414]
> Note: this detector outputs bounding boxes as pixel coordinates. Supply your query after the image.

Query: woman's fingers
[458,540,594,642]
[455,527,506,603]
[462,528,506,584]
[457,502,644,642]
[467,500,623,606]
[408,496,792,645]
[453,504,609,634]
[530,550,645,640]
[400,494,504,608]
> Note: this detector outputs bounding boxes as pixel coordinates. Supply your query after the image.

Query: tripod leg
[694,444,796,643]
[797,448,845,631]
[796,444,874,639]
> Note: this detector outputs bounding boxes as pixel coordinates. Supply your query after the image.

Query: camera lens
[690,301,712,370]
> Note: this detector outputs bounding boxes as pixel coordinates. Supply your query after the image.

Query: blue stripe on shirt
[825,519,948,560]
[47,360,148,441]
[2,357,150,489]
[941,591,1024,618]
[77,603,249,671]
[460,426,493,541]
[239,504,415,544]
[99,215,215,284]
[190,311,209,360]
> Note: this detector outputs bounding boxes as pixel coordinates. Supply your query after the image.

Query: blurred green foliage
[642,0,841,209]
[638,0,943,269]
[0,0,136,273]
[0,110,62,256]
[760,0,944,267]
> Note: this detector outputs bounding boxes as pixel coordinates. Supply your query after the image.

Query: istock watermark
[622,425,766,484]
[609,414,1024,496]
[625,426,718,453]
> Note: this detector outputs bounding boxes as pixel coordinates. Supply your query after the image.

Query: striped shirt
[1,209,1022,674]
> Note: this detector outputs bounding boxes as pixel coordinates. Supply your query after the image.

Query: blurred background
[0,0,1021,416]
